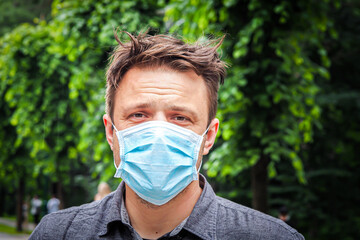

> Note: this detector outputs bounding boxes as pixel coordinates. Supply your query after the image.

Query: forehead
[113,66,209,117]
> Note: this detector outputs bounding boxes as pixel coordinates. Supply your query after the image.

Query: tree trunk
[56,182,65,210]
[16,176,25,232]
[0,185,4,216]
[251,157,270,213]
[55,157,65,209]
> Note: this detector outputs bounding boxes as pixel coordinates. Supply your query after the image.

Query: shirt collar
[183,174,218,240]
[98,181,126,237]
[98,175,218,239]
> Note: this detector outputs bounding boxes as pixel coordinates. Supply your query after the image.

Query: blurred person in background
[94,182,112,201]
[47,194,60,214]
[278,205,296,229]
[30,195,42,225]
[22,200,29,228]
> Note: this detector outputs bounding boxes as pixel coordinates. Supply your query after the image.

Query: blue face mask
[112,121,208,205]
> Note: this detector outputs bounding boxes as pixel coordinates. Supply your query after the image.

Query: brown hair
[106,31,227,125]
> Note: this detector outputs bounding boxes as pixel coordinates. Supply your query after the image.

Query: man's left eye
[175,116,187,121]
[132,113,145,118]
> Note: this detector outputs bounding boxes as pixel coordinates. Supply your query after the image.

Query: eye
[129,112,147,120]
[133,113,145,118]
[174,115,189,122]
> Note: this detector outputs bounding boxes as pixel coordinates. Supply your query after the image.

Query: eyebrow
[122,102,198,119]
[165,104,198,119]
[123,102,154,112]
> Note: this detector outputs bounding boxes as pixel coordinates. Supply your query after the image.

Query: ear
[202,118,219,155]
[103,114,114,151]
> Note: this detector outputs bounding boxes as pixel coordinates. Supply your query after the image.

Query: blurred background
[0,0,359,239]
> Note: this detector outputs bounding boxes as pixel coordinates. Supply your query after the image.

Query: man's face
[103,66,218,170]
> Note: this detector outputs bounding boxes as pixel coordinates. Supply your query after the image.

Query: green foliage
[0,0,52,36]
[166,0,334,184]
[0,0,165,208]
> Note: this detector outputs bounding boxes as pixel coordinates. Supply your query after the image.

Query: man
[30,195,42,225]
[94,182,112,201]
[47,194,60,214]
[279,205,296,229]
[30,32,304,239]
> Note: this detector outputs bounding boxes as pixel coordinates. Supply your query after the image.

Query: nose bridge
[153,111,167,122]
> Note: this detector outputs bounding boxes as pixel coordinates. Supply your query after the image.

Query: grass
[0,223,32,235]
[2,215,16,221]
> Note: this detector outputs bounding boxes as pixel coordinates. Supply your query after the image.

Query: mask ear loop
[202,124,211,137]
[112,123,119,132]
[111,123,121,171]
[197,124,212,173]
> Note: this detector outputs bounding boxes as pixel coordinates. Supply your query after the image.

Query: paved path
[0,232,30,240]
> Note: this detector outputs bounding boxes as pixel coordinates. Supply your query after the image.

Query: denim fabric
[29,175,304,240]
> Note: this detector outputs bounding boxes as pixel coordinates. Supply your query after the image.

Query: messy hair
[105,31,227,125]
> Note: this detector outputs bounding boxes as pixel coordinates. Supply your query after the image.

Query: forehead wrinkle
[137,75,190,91]
[137,85,187,96]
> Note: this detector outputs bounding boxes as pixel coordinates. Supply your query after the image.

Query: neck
[125,180,202,239]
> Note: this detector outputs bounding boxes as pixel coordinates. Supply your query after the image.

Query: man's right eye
[131,113,146,118]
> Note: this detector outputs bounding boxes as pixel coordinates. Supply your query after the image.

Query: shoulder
[215,196,304,240]
[29,199,103,240]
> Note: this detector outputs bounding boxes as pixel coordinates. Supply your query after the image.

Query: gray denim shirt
[29,175,304,239]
